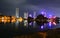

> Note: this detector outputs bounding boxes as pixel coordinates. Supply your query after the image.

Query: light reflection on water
[0,22,60,33]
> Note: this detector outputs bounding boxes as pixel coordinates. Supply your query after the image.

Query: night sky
[0,0,60,17]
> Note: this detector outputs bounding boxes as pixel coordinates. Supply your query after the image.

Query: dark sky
[0,0,60,17]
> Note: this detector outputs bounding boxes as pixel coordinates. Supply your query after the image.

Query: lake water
[0,22,60,32]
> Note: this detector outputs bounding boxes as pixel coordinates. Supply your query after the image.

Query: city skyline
[0,0,60,17]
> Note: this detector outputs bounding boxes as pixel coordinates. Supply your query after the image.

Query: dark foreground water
[0,22,60,38]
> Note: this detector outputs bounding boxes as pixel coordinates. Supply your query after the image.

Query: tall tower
[24,12,28,19]
[33,11,36,19]
[16,8,19,18]
[15,8,19,27]
[24,12,28,26]
[33,11,36,28]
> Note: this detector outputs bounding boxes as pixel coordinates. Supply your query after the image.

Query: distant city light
[7,20,10,23]
[24,20,28,26]
[17,17,23,22]
[29,22,32,25]
[41,11,46,17]
[49,15,52,18]
[49,22,52,26]
[53,22,56,25]
[0,10,59,28]
[29,14,32,17]
[41,12,44,15]
[2,17,4,22]
[41,25,44,29]
[24,12,28,19]
[53,16,56,18]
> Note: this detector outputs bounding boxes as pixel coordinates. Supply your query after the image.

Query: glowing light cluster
[0,16,24,23]
[11,16,16,23]
[41,25,44,29]
[49,15,57,26]
[0,16,15,23]
[17,17,23,22]
[29,14,32,17]
[0,13,58,26]
[0,16,11,23]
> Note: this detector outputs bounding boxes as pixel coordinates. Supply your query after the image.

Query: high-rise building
[33,11,36,19]
[24,12,28,26]
[16,8,19,18]
[33,11,36,27]
[24,12,28,19]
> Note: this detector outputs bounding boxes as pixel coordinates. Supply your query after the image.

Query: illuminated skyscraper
[24,12,28,19]
[33,11,36,27]
[24,12,28,26]
[15,8,19,27]
[16,8,19,18]
[41,11,47,17]
[33,11,36,19]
